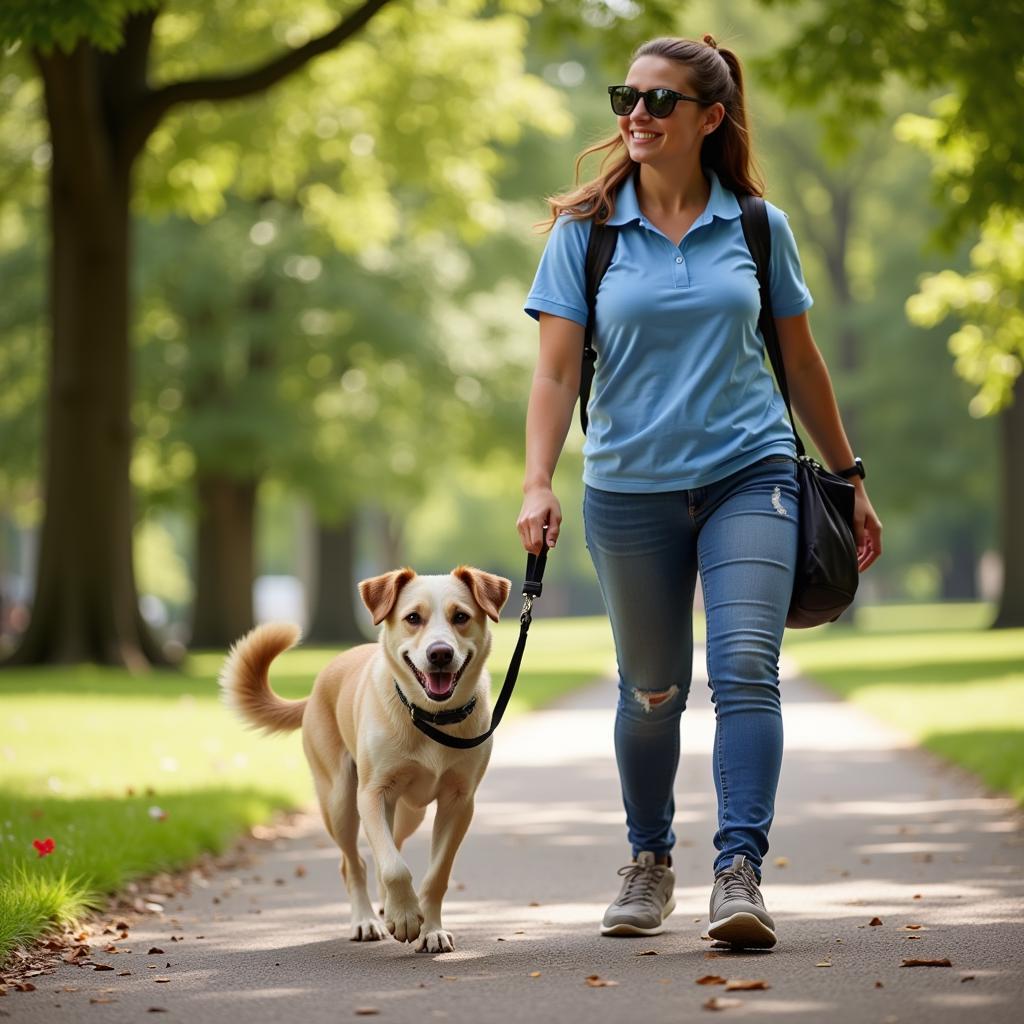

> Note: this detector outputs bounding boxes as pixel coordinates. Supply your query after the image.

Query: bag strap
[738,193,807,459]
[580,220,620,434]
[402,533,549,750]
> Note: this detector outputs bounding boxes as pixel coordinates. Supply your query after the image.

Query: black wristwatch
[835,457,865,480]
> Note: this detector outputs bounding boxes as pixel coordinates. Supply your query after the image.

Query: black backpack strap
[580,220,619,435]
[738,194,806,458]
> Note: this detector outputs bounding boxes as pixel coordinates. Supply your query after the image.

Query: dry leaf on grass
[901,958,951,968]
[585,975,619,987]
[703,996,743,1011]
[724,979,770,991]
[696,975,727,986]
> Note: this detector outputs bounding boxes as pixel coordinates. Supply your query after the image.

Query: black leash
[399,532,550,749]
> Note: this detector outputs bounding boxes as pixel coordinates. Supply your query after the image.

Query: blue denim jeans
[583,455,799,880]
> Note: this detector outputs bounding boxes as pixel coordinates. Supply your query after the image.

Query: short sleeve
[766,203,813,318]
[524,214,591,326]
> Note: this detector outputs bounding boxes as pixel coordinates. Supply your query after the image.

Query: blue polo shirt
[524,169,813,492]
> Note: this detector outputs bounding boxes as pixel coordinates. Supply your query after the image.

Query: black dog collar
[393,681,478,726]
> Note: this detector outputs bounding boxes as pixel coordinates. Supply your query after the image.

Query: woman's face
[619,55,721,170]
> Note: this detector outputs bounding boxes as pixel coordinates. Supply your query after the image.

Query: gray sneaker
[600,851,676,936]
[708,854,777,949]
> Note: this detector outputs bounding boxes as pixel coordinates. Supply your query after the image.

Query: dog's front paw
[350,917,389,942]
[384,889,423,943]
[417,928,455,954]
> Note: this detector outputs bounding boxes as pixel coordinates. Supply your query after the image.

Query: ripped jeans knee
[617,680,688,724]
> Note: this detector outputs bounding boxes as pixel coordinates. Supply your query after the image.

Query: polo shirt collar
[608,168,742,227]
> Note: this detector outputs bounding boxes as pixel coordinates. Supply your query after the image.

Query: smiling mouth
[403,651,472,702]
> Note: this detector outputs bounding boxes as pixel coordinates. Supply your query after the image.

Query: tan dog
[219,566,511,953]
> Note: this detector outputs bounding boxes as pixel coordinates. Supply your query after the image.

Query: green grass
[783,602,1024,805]
[0,616,616,966]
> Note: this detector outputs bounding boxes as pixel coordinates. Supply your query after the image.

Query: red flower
[33,838,56,857]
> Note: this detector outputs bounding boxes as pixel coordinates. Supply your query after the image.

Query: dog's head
[359,566,511,705]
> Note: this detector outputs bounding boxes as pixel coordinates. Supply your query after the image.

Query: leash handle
[405,526,550,749]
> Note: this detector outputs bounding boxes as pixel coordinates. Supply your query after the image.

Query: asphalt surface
[7,651,1024,1022]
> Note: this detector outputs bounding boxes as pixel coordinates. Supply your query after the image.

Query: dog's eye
[404,612,422,625]
[452,611,470,625]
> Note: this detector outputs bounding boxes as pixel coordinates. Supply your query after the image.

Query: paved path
[8,653,1024,1022]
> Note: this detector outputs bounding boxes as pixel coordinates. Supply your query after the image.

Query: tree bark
[940,525,978,601]
[306,517,366,645]
[3,36,166,668]
[189,475,257,649]
[993,374,1024,628]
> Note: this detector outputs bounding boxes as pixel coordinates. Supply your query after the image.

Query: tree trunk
[993,374,1024,628]
[940,526,978,601]
[189,475,257,649]
[306,517,366,645]
[2,36,166,668]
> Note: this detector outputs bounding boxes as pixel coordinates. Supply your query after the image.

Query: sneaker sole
[707,911,777,949]
[600,896,676,937]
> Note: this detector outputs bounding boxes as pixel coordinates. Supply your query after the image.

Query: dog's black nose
[426,642,454,667]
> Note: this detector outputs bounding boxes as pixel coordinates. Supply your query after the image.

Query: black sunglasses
[608,85,706,118]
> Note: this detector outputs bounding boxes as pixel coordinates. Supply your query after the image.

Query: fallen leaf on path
[868,917,883,926]
[354,1010,380,1016]
[117,972,131,977]
[773,857,789,868]
[148,948,164,955]
[703,996,742,1011]
[874,981,883,988]
[912,894,923,900]
[724,979,770,991]
[815,962,832,968]
[902,924,924,930]
[636,950,659,956]
[901,958,951,968]
[90,998,116,1004]
[93,965,114,972]
[154,977,172,983]
[585,975,618,987]
[147,1008,167,1013]
[696,976,726,986]
[529,972,541,978]
[528,901,540,907]
[960,975,975,983]
[61,987,80,993]
[13,983,36,992]
[295,866,307,878]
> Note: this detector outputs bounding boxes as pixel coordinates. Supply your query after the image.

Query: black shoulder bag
[580,197,859,628]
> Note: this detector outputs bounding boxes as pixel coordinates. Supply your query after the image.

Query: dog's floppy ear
[452,566,512,623]
[359,568,417,626]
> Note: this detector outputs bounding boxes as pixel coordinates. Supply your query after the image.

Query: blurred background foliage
[0,0,1020,658]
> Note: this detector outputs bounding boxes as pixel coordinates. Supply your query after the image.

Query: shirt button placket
[674,253,688,287]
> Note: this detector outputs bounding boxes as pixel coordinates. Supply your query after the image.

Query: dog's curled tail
[219,622,306,735]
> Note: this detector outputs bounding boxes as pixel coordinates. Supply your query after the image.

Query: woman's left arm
[776,311,883,572]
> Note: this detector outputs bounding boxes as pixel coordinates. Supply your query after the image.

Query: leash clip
[520,593,535,625]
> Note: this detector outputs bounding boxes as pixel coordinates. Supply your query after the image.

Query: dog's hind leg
[393,799,427,852]
[332,752,388,941]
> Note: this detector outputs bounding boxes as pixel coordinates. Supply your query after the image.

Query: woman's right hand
[516,486,562,554]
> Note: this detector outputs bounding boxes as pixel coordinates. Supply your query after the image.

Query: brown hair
[540,35,764,230]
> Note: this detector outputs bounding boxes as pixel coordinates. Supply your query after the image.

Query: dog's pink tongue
[426,672,454,697]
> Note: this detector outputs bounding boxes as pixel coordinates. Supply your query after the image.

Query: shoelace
[716,866,762,906]
[616,862,665,905]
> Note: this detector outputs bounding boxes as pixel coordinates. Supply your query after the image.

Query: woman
[516,35,882,949]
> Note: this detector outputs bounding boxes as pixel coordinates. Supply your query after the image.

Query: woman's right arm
[516,312,585,554]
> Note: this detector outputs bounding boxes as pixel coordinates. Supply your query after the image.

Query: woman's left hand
[853,486,882,572]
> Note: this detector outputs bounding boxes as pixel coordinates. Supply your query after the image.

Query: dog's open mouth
[403,651,471,702]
